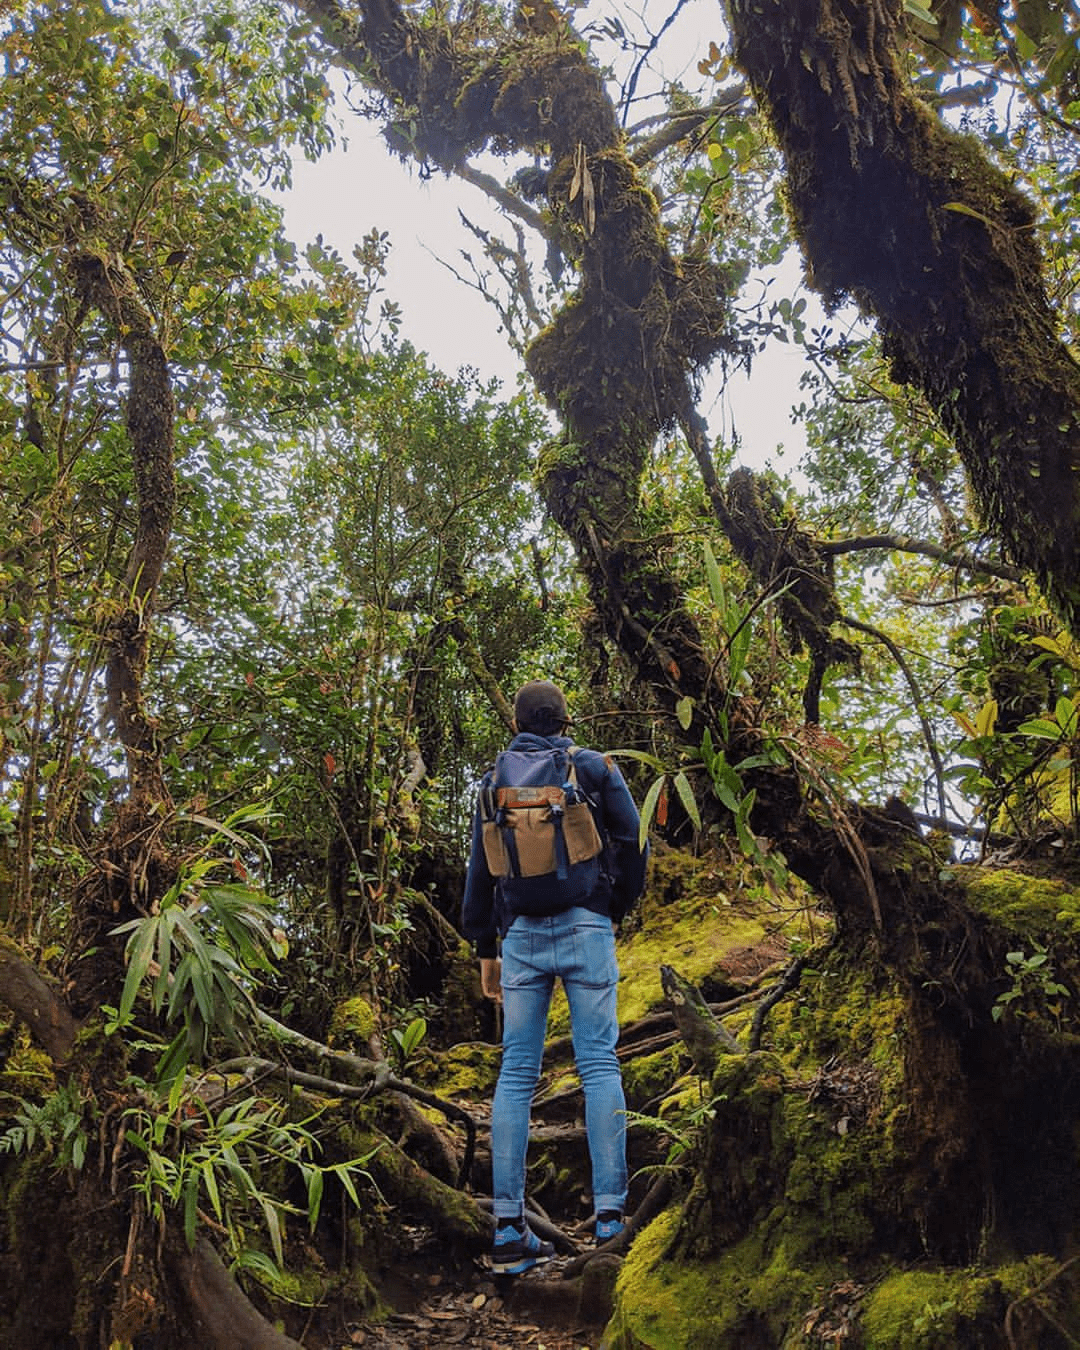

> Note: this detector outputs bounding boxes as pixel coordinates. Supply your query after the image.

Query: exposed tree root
[170,1236,303,1350]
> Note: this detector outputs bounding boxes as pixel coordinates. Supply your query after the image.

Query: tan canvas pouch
[481,820,509,876]
[562,799,603,864]
[482,805,560,878]
[508,806,559,877]
[480,753,602,879]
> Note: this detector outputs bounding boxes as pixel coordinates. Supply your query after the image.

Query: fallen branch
[661,964,741,1076]
[747,956,808,1053]
[215,1054,477,1189]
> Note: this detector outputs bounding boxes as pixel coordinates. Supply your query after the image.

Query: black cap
[513,680,569,734]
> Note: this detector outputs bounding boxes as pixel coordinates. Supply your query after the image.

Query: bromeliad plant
[612,542,790,888]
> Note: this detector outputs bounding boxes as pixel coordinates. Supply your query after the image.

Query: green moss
[420,1041,501,1099]
[566,847,814,1034]
[607,1206,723,1349]
[328,996,377,1048]
[958,865,1080,940]
[769,960,907,1091]
[606,1205,832,1349]
[622,1046,684,1110]
[861,1265,1016,1347]
[242,1243,384,1319]
[0,1032,56,1096]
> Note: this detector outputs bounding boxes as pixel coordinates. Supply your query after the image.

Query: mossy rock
[419,1040,501,1099]
[328,996,377,1049]
[859,1256,1069,1348]
[605,1205,829,1349]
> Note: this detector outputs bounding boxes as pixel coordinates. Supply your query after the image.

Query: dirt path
[330,1250,615,1349]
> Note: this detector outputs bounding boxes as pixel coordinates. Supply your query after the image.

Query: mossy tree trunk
[725,0,1080,633]
[667,779,1080,1284]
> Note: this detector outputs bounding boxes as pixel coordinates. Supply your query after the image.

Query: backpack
[479,746,603,886]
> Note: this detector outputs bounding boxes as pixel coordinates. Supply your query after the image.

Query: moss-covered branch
[726,0,1080,630]
[0,935,77,1062]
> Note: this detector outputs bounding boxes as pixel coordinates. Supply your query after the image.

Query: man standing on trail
[462,680,648,1275]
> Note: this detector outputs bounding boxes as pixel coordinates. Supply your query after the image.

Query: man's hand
[480,957,502,1003]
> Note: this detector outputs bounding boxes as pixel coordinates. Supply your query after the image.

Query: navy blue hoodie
[461,732,648,958]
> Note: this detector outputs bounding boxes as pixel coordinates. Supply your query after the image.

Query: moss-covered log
[726,0,1080,631]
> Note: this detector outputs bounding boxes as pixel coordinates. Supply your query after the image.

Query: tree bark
[290,0,740,720]
[70,251,175,810]
[726,0,1080,632]
[170,1237,304,1350]
[0,935,78,1062]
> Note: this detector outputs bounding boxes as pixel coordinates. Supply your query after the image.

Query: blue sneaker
[594,1211,625,1247]
[491,1221,555,1275]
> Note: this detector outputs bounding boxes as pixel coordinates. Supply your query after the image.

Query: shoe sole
[491,1252,553,1275]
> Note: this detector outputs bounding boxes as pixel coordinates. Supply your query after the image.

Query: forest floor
[323,1244,612,1349]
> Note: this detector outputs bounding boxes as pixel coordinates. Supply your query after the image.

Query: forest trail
[334,1251,612,1349]
[321,928,796,1348]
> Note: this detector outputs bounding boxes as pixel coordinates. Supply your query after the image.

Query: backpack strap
[550,762,570,881]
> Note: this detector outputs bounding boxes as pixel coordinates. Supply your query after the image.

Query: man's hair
[513,680,569,735]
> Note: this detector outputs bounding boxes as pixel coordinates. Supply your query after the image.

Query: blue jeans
[491,906,627,1220]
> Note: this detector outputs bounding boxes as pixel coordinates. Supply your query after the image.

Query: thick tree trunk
[726,0,1080,631]
[291,0,742,719]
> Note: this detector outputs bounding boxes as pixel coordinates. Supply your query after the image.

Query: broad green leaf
[903,0,937,25]
[183,1171,199,1248]
[942,201,992,226]
[672,771,702,831]
[639,775,665,850]
[975,699,998,738]
[704,540,727,620]
[1017,717,1061,739]
[333,1162,361,1207]
[119,917,160,1020]
[202,1158,223,1220]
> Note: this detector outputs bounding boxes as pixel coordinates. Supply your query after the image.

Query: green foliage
[992,943,1071,1027]
[110,805,286,1069]
[388,1015,428,1072]
[0,1080,91,1171]
[121,1074,379,1258]
[625,1089,726,1173]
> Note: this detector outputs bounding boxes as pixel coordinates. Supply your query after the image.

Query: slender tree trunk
[71,252,175,811]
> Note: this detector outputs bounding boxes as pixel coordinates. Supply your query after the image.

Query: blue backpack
[479,746,604,900]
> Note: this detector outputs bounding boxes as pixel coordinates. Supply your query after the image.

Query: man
[462,680,648,1275]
